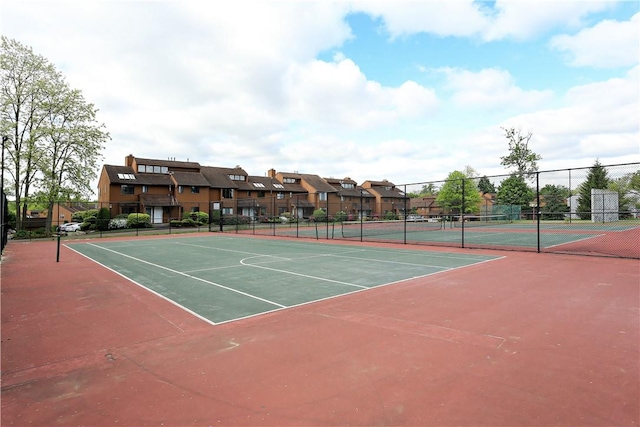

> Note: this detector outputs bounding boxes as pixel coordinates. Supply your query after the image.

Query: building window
[178,186,184,193]
[121,185,135,195]
[283,177,296,184]
[228,175,245,181]
[222,207,233,215]
[222,188,234,198]
[341,182,355,189]
[273,183,284,189]
[191,186,199,194]
[257,191,265,198]
[318,192,327,201]
[138,165,168,174]
[142,185,148,193]
[191,207,199,213]
[277,192,284,200]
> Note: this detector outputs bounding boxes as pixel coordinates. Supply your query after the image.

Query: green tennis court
[67,235,501,324]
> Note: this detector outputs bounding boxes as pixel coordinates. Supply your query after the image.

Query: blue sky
[2,1,639,194]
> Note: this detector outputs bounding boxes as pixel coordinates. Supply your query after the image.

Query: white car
[60,222,82,232]
[406,215,425,222]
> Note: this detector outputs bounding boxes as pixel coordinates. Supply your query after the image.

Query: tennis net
[341,219,443,238]
[451,214,512,228]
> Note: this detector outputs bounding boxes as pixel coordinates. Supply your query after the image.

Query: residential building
[361,180,408,219]
[98,155,426,223]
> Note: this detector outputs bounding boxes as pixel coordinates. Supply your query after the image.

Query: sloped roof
[362,180,407,198]
[135,157,201,169]
[171,171,211,187]
[103,165,173,185]
[200,166,244,189]
[278,172,336,193]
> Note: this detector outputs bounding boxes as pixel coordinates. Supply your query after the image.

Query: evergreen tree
[577,160,610,220]
[477,176,496,194]
[540,184,570,220]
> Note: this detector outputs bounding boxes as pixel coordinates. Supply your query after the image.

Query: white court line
[240,256,369,289]
[175,241,292,260]
[83,243,286,308]
[323,253,451,270]
[65,245,219,326]
[545,233,604,249]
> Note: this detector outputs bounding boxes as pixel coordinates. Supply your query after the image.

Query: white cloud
[501,66,639,165]
[284,57,439,128]
[482,0,614,41]
[351,0,615,41]
[549,12,640,68]
[2,0,638,192]
[350,1,488,38]
[439,67,554,112]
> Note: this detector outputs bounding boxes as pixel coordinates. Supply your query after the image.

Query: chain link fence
[5,162,638,258]
[231,163,639,259]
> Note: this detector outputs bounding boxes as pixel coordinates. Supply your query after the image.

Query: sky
[2,0,639,194]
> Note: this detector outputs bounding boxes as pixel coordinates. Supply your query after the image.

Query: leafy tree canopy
[500,127,542,179]
[496,174,534,208]
[1,36,110,233]
[436,170,482,214]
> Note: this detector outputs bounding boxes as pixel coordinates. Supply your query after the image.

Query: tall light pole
[1,136,7,250]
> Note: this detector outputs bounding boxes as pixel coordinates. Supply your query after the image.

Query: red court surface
[1,235,639,426]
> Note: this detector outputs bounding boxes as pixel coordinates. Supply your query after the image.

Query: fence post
[536,172,541,253]
[461,178,465,248]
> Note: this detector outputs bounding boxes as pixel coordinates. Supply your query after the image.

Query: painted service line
[239,256,369,290]
[83,243,287,308]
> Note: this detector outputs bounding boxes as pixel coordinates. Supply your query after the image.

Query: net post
[56,233,61,262]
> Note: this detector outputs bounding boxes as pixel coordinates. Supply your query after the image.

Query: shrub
[222,214,250,225]
[183,211,208,225]
[14,229,30,239]
[108,218,128,229]
[210,210,221,225]
[181,218,197,227]
[312,208,327,222]
[127,213,152,228]
[384,211,397,220]
[334,211,347,222]
[96,207,111,231]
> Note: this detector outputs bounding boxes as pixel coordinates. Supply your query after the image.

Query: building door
[146,207,164,224]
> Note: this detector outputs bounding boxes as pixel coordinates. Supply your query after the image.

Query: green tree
[1,37,53,230]
[540,184,570,219]
[436,170,482,214]
[607,170,639,218]
[500,127,542,180]
[496,174,534,209]
[1,37,109,233]
[577,160,610,220]
[419,183,438,196]
[477,176,496,194]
